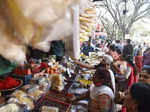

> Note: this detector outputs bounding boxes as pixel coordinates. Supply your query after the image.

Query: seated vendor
[81,39,94,56]
[73,68,116,112]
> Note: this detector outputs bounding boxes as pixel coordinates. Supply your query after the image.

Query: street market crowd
[0,38,150,112]
[73,38,150,112]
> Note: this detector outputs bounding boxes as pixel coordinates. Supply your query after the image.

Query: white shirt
[90,85,114,100]
[108,69,116,94]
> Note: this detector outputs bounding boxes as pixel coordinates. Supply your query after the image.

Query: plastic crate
[34,96,71,112]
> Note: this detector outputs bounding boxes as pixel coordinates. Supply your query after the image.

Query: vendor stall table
[34,90,71,112]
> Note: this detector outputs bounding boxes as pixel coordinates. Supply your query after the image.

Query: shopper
[107,44,121,61]
[112,48,121,61]
[134,45,142,56]
[139,71,150,84]
[107,44,116,55]
[143,48,150,70]
[123,39,134,61]
[115,54,137,92]
[124,83,150,112]
[126,57,137,88]
[115,40,123,52]
[135,50,143,73]
[113,55,130,91]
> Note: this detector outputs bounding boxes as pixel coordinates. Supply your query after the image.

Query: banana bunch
[79,6,96,42]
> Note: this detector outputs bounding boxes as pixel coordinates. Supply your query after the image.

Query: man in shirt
[81,40,94,56]
[123,39,134,61]
[143,48,150,70]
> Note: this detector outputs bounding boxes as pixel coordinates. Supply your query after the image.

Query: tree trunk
[122,30,126,42]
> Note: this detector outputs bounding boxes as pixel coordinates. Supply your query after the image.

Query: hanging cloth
[0,0,42,44]
[127,64,136,88]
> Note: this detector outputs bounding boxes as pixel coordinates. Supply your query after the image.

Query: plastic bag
[27,88,45,101]
[50,74,64,92]
[0,0,37,44]
[0,0,82,64]
[9,90,34,110]
[0,103,24,112]
[0,14,26,65]
[15,0,75,50]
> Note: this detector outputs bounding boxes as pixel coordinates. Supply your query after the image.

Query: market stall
[0,56,77,111]
[0,0,102,112]
[1,53,103,111]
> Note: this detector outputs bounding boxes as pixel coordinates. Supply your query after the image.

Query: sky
[94,0,150,34]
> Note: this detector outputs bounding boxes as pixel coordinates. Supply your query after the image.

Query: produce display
[77,77,93,87]
[0,53,102,112]
[0,77,20,90]
[8,90,34,110]
[0,103,22,112]
[27,85,45,101]
[80,52,103,65]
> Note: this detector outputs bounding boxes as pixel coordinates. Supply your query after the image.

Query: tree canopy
[97,0,150,40]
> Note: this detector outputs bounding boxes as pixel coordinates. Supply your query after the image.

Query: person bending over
[73,68,116,112]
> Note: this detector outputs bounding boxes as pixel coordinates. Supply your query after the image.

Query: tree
[97,0,150,40]
[97,12,120,39]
